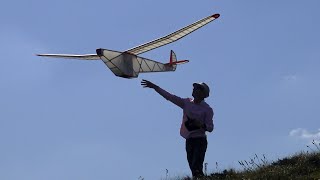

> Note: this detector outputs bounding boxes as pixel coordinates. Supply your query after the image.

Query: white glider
[37,13,220,78]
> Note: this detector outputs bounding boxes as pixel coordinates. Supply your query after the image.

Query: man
[141,79,214,178]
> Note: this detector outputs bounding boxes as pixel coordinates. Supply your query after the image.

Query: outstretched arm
[141,79,185,109]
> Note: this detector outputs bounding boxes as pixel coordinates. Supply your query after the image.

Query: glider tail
[165,50,189,70]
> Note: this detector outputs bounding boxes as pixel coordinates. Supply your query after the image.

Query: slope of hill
[178,143,320,180]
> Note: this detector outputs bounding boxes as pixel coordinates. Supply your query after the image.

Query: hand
[141,79,158,89]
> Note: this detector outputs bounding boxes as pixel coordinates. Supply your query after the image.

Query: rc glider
[37,14,220,78]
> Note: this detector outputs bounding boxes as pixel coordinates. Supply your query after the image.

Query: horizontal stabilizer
[172,60,189,65]
[164,50,189,66]
[36,54,100,60]
[165,60,189,66]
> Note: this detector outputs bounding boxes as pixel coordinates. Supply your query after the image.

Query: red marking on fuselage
[165,60,189,66]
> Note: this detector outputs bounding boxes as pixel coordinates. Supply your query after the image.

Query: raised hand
[141,79,158,89]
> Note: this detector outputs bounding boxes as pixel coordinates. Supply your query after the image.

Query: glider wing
[125,14,220,55]
[36,54,100,60]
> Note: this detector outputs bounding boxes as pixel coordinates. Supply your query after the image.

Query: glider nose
[212,14,220,19]
[96,48,103,57]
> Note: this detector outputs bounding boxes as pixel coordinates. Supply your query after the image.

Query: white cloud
[289,128,320,144]
[283,75,298,81]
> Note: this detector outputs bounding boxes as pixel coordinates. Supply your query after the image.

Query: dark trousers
[186,137,207,178]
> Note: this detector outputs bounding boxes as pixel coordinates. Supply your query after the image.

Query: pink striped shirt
[155,87,214,139]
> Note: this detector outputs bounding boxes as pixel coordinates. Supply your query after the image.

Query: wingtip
[212,14,220,19]
[36,54,49,57]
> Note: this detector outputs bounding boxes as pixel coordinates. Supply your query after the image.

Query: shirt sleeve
[205,108,214,132]
[154,86,185,109]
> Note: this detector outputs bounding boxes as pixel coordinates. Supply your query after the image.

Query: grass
[176,142,320,180]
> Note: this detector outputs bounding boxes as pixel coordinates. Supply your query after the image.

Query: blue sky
[1,0,320,179]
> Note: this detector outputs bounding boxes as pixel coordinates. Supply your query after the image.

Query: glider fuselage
[96,48,175,78]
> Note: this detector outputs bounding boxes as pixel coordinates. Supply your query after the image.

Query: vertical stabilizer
[170,50,177,70]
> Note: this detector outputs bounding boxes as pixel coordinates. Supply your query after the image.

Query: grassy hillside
[205,152,320,180]
[179,143,320,180]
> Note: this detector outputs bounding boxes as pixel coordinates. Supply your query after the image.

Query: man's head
[192,82,210,100]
